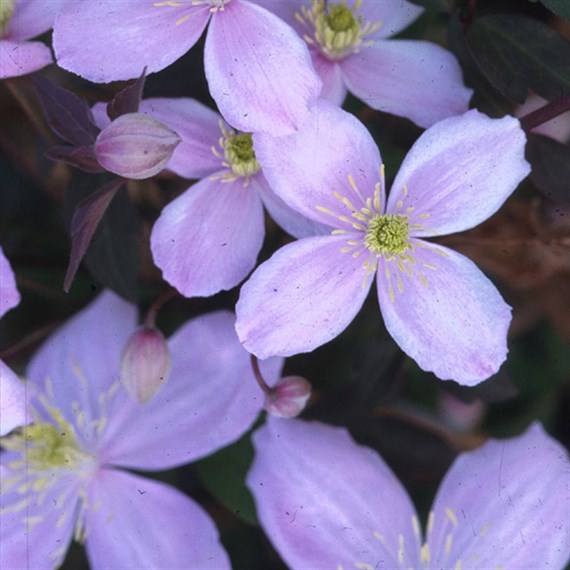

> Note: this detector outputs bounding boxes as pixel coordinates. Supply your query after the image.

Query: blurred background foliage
[1,0,569,568]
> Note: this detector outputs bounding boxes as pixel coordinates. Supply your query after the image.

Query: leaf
[45,145,103,173]
[531,0,570,20]
[32,76,99,146]
[526,135,570,204]
[407,0,450,11]
[107,68,147,121]
[64,178,125,292]
[468,14,570,103]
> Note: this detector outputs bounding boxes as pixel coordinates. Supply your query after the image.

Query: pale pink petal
[0,361,28,436]
[251,0,303,29]
[0,468,80,570]
[376,242,511,385]
[0,39,53,78]
[5,0,66,41]
[311,51,347,105]
[254,99,383,226]
[85,469,230,569]
[0,248,20,318]
[205,0,321,135]
[359,0,424,39]
[151,175,265,297]
[428,423,570,568]
[99,311,283,470]
[341,40,472,128]
[236,235,372,358]
[53,1,210,82]
[26,291,137,446]
[248,419,421,569]
[389,110,530,236]
[139,97,224,179]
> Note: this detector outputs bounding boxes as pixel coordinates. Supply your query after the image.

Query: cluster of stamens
[296,0,381,60]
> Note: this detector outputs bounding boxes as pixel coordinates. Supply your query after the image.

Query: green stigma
[313,0,361,58]
[224,132,261,178]
[365,214,410,257]
[0,0,15,33]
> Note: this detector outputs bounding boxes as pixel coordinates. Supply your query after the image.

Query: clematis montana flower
[0,291,282,569]
[0,247,28,435]
[236,103,531,385]
[256,0,472,128]
[53,0,322,135]
[0,0,66,78]
[248,419,570,569]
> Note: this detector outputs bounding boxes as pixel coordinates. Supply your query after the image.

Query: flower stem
[519,94,570,133]
[144,288,177,328]
[250,355,272,396]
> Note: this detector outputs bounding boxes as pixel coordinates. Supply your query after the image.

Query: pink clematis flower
[53,0,322,135]
[248,419,570,569]
[0,0,66,79]
[256,0,473,128]
[236,103,531,385]
[0,291,282,569]
[0,247,28,436]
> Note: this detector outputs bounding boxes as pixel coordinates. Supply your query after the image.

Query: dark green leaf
[526,135,570,204]
[534,0,570,20]
[468,14,570,103]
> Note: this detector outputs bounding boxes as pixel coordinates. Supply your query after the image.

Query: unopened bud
[264,376,312,418]
[95,113,180,179]
[120,327,171,404]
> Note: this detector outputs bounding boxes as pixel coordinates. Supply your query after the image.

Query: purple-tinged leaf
[107,68,147,121]
[33,75,100,146]
[45,145,103,173]
[64,178,125,293]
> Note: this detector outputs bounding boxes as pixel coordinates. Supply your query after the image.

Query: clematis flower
[107,97,326,297]
[53,0,322,135]
[247,419,570,569]
[0,247,28,436]
[236,103,531,385]
[0,0,66,79]
[256,0,472,128]
[0,291,282,569]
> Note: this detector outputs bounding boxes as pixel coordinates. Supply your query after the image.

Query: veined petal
[139,97,223,179]
[389,110,530,236]
[376,242,511,385]
[0,247,20,318]
[236,235,372,358]
[341,40,472,128]
[204,0,322,135]
[0,361,28,436]
[26,291,137,445]
[150,175,265,298]
[4,0,66,41]
[0,39,53,79]
[99,311,283,470]
[311,52,347,106]
[85,469,231,569]
[359,0,424,39]
[254,99,383,227]
[248,419,421,569]
[427,423,570,569]
[53,1,210,82]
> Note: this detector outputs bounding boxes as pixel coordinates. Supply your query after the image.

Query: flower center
[365,213,410,257]
[0,0,15,34]
[298,0,381,60]
[223,131,261,178]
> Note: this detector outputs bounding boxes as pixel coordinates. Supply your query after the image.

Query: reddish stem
[250,355,273,396]
[144,288,177,328]
[519,94,570,133]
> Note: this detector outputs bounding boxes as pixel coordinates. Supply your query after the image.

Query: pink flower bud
[120,327,171,404]
[264,376,312,418]
[95,113,180,179]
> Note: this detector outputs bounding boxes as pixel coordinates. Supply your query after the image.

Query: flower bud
[95,113,180,179]
[120,327,171,404]
[264,376,312,418]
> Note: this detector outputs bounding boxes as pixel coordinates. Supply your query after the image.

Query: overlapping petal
[248,419,420,569]
[0,362,28,436]
[0,248,20,318]
[342,40,472,128]
[236,236,372,358]
[310,53,347,105]
[151,175,265,297]
[85,469,231,569]
[428,423,570,568]
[4,0,67,41]
[0,39,53,78]
[99,311,282,470]
[358,0,424,39]
[53,1,210,82]
[376,242,511,385]
[205,0,321,135]
[389,110,530,236]
[254,100,382,226]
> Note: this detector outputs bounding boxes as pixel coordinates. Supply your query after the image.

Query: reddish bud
[95,113,180,179]
[120,327,171,404]
[264,376,312,418]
